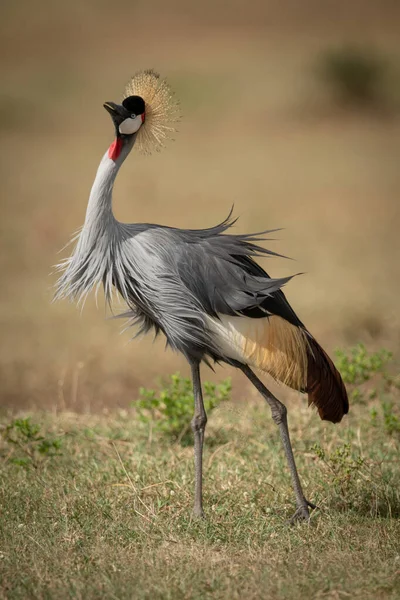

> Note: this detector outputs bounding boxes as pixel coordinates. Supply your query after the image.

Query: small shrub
[371,401,400,436]
[1,417,62,468]
[335,344,392,385]
[335,344,392,403]
[135,373,231,445]
[382,401,400,435]
[311,442,399,517]
[311,442,364,491]
[317,46,386,106]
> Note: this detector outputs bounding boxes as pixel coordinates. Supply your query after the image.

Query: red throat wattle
[108,138,123,161]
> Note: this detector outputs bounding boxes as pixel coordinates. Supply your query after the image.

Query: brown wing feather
[306,336,349,423]
[241,316,309,391]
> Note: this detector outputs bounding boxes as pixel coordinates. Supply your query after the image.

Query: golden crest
[123,69,180,154]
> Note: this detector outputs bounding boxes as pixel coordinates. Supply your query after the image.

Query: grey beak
[103,102,121,116]
[103,102,130,137]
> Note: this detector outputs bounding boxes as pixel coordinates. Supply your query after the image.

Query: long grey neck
[55,135,137,304]
[84,135,136,232]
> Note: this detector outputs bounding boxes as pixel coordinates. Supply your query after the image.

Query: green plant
[311,442,364,491]
[1,417,62,468]
[335,343,392,403]
[310,441,396,516]
[335,344,392,385]
[371,401,400,436]
[135,373,231,445]
[317,46,386,105]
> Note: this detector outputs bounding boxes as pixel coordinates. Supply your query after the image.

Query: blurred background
[1,0,399,411]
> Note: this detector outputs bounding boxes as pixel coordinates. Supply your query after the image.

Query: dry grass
[1,390,399,599]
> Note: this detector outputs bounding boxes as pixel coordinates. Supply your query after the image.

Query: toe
[288,505,310,525]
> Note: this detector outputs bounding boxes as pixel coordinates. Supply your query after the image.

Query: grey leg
[242,365,316,522]
[190,359,207,518]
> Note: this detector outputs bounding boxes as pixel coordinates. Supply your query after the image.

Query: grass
[1,363,400,599]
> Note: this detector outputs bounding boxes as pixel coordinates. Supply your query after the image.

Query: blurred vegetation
[136,373,231,445]
[334,344,400,436]
[335,343,393,401]
[317,46,388,106]
[1,417,62,468]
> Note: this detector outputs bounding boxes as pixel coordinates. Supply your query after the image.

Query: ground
[1,383,399,599]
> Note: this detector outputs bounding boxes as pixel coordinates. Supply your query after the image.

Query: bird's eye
[131,114,137,119]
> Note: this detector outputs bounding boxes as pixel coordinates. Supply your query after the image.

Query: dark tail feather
[306,336,349,424]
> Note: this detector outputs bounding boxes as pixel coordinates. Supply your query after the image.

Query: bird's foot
[288,500,318,525]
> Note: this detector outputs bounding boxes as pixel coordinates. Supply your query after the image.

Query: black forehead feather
[122,95,145,114]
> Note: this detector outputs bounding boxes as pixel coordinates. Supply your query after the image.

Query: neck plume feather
[54,136,135,305]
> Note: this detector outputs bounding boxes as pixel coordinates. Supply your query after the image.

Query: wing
[171,225,304,328]
[119,217,348,424]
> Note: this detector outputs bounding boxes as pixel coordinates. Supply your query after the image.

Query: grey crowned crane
[56,70,348,522]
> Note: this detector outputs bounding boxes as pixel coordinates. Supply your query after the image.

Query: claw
[288,506,310,524]
[288,499,318,525]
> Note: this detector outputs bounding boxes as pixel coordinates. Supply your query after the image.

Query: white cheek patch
[119,116,142,135]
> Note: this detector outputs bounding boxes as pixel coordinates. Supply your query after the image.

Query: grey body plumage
[55,134,292,364]
[56,73,348,523]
